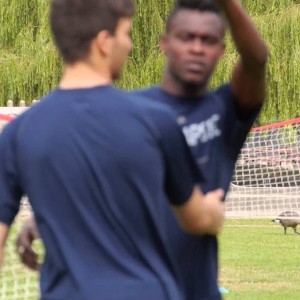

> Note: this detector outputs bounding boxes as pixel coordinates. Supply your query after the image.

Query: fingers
[207,188,225,201]
[203,189,226,235]
[17,241,40,271]
[17,245,25,255]
[16,218,41,271]
[214,188,225,199]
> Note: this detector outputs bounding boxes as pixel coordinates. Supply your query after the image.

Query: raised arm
[217,0,268,111]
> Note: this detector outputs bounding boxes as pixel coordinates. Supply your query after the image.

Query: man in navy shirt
[16,0,268,299]
[0,0,226,299]
[131,0,268,299]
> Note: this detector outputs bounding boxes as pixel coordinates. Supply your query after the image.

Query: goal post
[226,118,300,218]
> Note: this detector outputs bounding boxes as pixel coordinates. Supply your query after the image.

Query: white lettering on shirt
[182,114,221,146]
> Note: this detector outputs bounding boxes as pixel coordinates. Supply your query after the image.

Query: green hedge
[0,0,299,124]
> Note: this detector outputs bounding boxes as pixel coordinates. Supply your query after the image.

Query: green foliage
[0,0,61,102]
[240,0,299,15]
[117,0,173,89]
[0,0,299,124]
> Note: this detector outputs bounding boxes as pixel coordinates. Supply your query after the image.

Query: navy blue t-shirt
[0,85,202,300]
[132,84,259,300]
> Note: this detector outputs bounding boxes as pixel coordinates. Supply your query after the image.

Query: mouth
[186,62,206,74]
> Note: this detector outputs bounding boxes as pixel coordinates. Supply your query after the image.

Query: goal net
[226,118,300,218]
[0,202,39,300]
[0,110,299,299]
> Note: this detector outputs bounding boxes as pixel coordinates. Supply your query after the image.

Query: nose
[190,39,204,54]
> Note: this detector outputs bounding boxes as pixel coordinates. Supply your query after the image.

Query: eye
[177,33,193,42]
[202,36,219,45]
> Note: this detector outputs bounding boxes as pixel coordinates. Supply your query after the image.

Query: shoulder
[0,110,27,149]
[214,83,261,121]
[130,86,160,100]
[119,87,176,122]
[16,90,58,121]
[211,83,234,102]
[205,83,237,114]
[125,92,180,140]
[133,94,175,120]
[0,90,61,140]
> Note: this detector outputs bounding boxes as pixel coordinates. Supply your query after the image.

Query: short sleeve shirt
[131,84,260,300]
[0,86,202,300]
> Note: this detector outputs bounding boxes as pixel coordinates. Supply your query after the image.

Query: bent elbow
[244,46,269,72]
[255,46,269,69]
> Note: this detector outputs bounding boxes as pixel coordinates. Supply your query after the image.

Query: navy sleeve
[217,84,261,155]
[0,121,23,225]
[147,106,204,206]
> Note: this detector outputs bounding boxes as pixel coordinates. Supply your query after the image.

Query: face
[162,10,225,88]
[110,18,133,80]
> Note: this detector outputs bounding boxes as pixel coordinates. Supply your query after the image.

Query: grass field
[220,219,300,300]
[1,218,300,299]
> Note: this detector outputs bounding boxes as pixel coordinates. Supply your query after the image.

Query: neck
[161,70,207,98]
[59,61,112,90]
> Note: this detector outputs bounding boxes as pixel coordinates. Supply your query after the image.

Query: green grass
[220,219,300,300]
[2,218,300,299]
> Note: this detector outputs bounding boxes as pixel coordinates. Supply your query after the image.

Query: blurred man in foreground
[0,0,225,299]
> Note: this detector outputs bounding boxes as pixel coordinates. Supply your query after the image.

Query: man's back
[3,86,201,300]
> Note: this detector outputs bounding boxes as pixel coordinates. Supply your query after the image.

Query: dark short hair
[166,0,223,32]
[50,0,135,64]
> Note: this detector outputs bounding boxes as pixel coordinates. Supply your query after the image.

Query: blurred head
[50,0,135,79]
[161,0,226,91]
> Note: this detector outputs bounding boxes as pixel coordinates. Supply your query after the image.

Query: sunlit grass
[2,218,300,299]
[220,218,300,300]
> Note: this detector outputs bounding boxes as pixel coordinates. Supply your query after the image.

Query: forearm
[0,222,9,267]
[172,187,225,236]
[219,0,268,69]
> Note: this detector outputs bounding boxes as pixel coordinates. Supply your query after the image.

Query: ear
[95,30,113,57]
[160,33,168,56]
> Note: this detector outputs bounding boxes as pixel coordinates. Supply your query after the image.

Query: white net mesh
[226,118,300,218]
[1,201,39,300]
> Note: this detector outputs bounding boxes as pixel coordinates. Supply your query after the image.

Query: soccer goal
[226,118,300,218]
